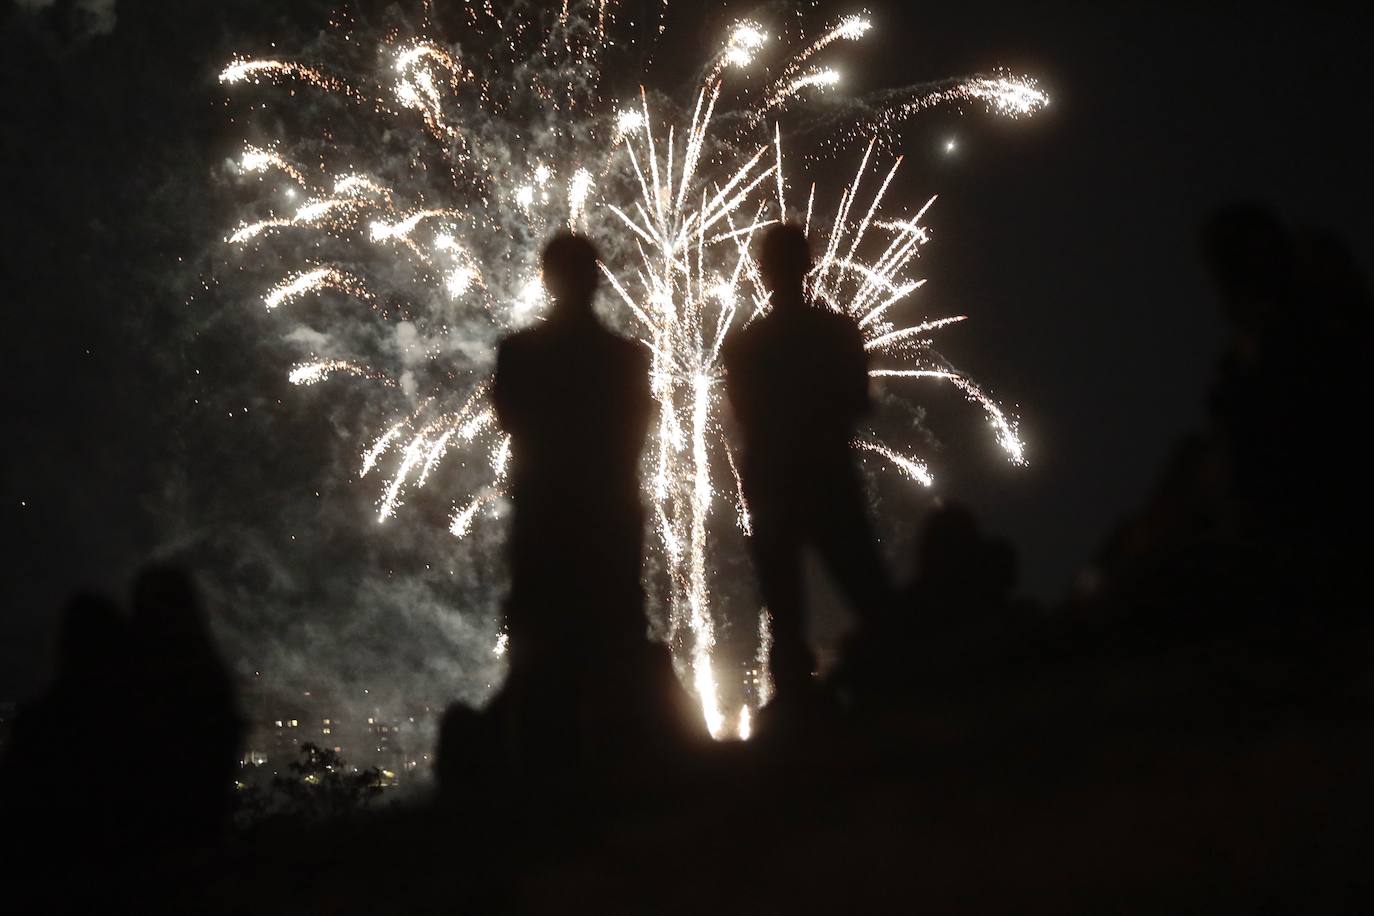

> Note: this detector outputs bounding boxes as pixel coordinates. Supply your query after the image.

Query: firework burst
[219,2,1046,737]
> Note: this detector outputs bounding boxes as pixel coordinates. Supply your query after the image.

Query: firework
[220,2,1046,738]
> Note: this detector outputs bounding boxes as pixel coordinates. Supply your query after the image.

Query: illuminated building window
[274,720,283,728]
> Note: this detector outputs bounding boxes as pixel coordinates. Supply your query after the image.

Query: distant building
[238,674,435,785]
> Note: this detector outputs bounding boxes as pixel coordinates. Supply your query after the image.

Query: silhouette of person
[1086,205,1373,705]
[723,223,893,708]
[904,504,1026,666]
[0,594,135,849]
[907,504,1017,625]
[1199,207,1371,666]
[127,565,243,843]
[1201,206,1372,549]
[493,232,698,772]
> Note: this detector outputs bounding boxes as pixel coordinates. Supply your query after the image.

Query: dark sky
[2,0,1369,700]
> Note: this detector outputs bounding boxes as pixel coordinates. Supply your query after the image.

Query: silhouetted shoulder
[492,331,534,426]
[495,325,546,362]
[722,316,768,367]
[814,301,865,340]
[611,329,650,369]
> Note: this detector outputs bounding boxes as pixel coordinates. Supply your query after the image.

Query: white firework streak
[288,359,394,387]
[855,440,934,487]
[262,268,373,310]
[220,5,1045,737]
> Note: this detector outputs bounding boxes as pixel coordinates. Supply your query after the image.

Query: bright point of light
[724,22,767,67]
[445,266,474,298]
[730,23,766,49]
[515,185,534,208]
[568,168,593,217]
[835,16,872,39]
[789,68,841,94]
[240,148,273,172]
[944,138,958,153]
[220,60,276,83]
[615,109,644,137]
[289,360,350,386]
[533,164,552,184]
[515,277,543,313]
[395,45,428,70]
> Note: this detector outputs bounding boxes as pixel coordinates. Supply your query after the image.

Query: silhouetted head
[757,223,812,308]
[542,231,600,315]
[56,594,126,677]
[915,504,1017,607]
[1202,204,1295,335]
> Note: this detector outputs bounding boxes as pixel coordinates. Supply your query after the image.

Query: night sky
[2,0,1369,702]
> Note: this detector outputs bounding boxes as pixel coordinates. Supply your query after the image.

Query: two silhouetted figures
[480,224,890,767]
[1,567,241,856]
